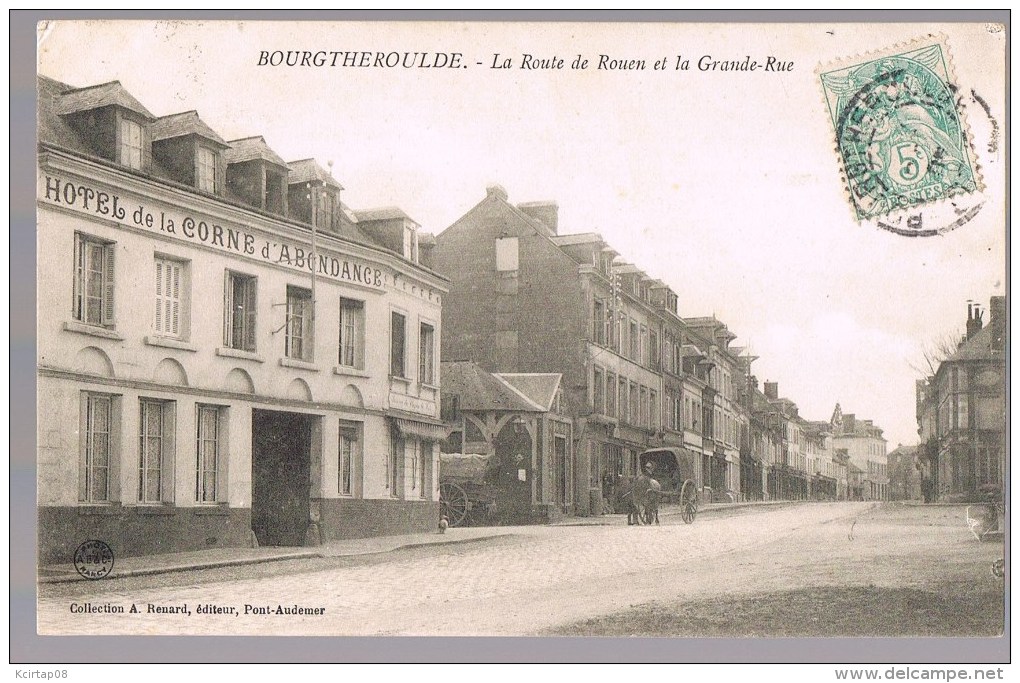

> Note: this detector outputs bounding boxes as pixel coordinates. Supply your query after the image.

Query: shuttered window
[120,118,144,170]
[196,405,224,503]
[390,312,407,378]
[138,400,175,503]
[73,233,115,327]
[285,286,313,361]
[82,394,113,502]
[197,146,217,193]
[419,322,435,384]
[154,258,183,337]
[338,298,365,369]
[224,271,257,351]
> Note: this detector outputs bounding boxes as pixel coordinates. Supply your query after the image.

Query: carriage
[615,447,699,525]
[438,452,498,528]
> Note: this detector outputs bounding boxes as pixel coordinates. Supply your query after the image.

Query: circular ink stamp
[819,37,986,233]
[73,540,115,580]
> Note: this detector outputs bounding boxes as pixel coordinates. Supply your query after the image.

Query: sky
[36,19,1007,447]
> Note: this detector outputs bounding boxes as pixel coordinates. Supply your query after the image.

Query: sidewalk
[39,500,793,584]
[550,498,792,526]
[39,526,519,584]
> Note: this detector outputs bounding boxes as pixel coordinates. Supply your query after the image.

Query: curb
[39,534,515,584]
[39,550,323,584]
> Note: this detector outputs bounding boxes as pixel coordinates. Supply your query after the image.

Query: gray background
[12,9,1010,664]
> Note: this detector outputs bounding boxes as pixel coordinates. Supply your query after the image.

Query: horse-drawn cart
[438,452,497,527]
[615,447,699,525]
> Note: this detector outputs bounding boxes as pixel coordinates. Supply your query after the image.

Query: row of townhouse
[915,298,1006,503]
[37,75,450,561]
[432,185,889,518]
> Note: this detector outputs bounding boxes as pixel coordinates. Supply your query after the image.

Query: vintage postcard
[28,16,1006,661]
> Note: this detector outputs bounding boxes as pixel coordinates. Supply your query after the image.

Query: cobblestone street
[37,502,1002,636]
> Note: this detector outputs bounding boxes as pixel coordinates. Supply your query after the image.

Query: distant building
[37,76,449,562]
[830,404,888,500]
[916,298,1006,501]
[887,445,922,501]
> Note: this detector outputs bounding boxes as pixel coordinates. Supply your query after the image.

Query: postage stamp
[819,37,982,224]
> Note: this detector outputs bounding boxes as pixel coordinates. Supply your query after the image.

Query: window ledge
[145,336,197,352]
[63,321,124,340]
[389,375,412,385]
[420,382,440,391]
[216,347,264,363]
[78,503,122,516]
[280,357,320,372]
[194,504,231,516]
[334,366,370,378]
[133,504,177,516]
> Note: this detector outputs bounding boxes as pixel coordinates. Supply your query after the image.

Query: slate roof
[54,80,155,119]
[287,158,344,189]
[150,111,227,146]
[37,75,446,269]
[549,232,604,246]
[224,136,288,168]
[441,362,547,413]
[494,373,562,412]
[946,326,997,363]
[38,75,173,178]
[356,206,414,223]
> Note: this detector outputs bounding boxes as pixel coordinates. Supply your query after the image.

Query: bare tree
[909,328,963,378]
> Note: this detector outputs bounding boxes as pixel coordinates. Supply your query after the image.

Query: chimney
[764,381,778,400]
[844,414,857,432]
[989,295,1006,351]
[966,300,984,340]
[486,184,508,201]
[517,201,559,234]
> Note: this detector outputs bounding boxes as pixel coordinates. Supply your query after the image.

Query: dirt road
[37,502,1003,637]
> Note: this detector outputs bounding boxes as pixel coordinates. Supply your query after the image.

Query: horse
[619,474,657,526]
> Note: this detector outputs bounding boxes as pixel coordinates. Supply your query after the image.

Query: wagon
[616,447,699,524]
[438,452,498,527]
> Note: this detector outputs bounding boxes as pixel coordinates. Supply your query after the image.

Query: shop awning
[390,415,452,441]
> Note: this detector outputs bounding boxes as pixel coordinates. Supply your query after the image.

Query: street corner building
[916,298,1006,503]
[36,75,450,563]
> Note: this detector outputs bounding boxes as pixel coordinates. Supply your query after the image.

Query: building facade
[830,404,888,501]
[433,186,756,515]
[916,298,1006,502]
[37,76,448,561]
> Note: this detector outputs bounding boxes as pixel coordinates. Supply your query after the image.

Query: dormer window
[197,146,217,193]
[119,118,144,169]
[150,111,227,194]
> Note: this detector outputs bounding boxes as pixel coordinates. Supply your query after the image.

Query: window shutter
[223,271,233,347]
[78,393,89,501]
[102,243,115,324]
[244,277,257,351]
[142,123,153,173]
[303,295,314,361]
[216,407,230,503]
[161,403,176,502]
[154,260,163,332]
[72,234,84,320]
[170,263,180,336]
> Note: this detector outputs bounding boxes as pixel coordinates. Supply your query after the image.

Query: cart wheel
[439,482,469,528]
[680,479,698,524]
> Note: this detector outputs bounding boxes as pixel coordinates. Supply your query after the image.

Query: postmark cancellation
[819,37,982,225]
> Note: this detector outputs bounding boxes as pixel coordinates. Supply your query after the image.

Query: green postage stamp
[819,37,981,222]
